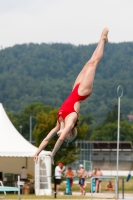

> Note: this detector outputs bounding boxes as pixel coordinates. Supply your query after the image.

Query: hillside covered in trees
[0,42,133,125]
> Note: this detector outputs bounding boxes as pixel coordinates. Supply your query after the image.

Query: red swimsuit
[57,83,90,121]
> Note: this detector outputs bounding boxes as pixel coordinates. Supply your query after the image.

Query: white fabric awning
[0,103,50,157]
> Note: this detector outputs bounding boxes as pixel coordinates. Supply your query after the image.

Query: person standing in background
[97,168,103,192]
[65,167,75,194]
[54,162,65,193]
[93,168,98,193]
[20,166,28,181]
[77,164,86,195]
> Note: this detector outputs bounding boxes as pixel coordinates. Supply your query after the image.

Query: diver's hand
[34,153,38,163]
[51,155,54,165]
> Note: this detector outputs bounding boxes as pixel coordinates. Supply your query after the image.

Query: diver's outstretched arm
[34,122,60,162]
[50,124,73,164]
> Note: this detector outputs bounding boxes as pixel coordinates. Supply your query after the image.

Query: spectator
[77,164,86,195]
[105,181,114,191]
[93,168,99,193]
[97,168,103,192]
[20,166,28,181]
[54,162,65,193]
[65,167,75,193]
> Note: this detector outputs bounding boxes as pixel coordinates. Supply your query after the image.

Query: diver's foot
[101,27,109,43]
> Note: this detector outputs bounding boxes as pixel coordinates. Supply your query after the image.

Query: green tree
[120,120,133,141]
[7,111,20,131]
[90,104,133,142]
[90,120,133,142]
[90,122,117,141]
[80,114,93,139]
[103,104,123,124]
[18,102,55,139]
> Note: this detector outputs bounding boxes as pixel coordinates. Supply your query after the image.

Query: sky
[0,0,133,49]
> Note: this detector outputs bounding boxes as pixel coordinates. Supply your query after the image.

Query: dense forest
[0,42,133,125]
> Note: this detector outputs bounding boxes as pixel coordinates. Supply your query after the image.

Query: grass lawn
[0,177,132,199]
[0,194,90,199]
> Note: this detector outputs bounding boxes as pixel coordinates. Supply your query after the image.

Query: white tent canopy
[0,103,52,195]
[0,103,48,157]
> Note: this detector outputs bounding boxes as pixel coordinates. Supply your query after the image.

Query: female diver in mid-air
[34,27,109,163]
